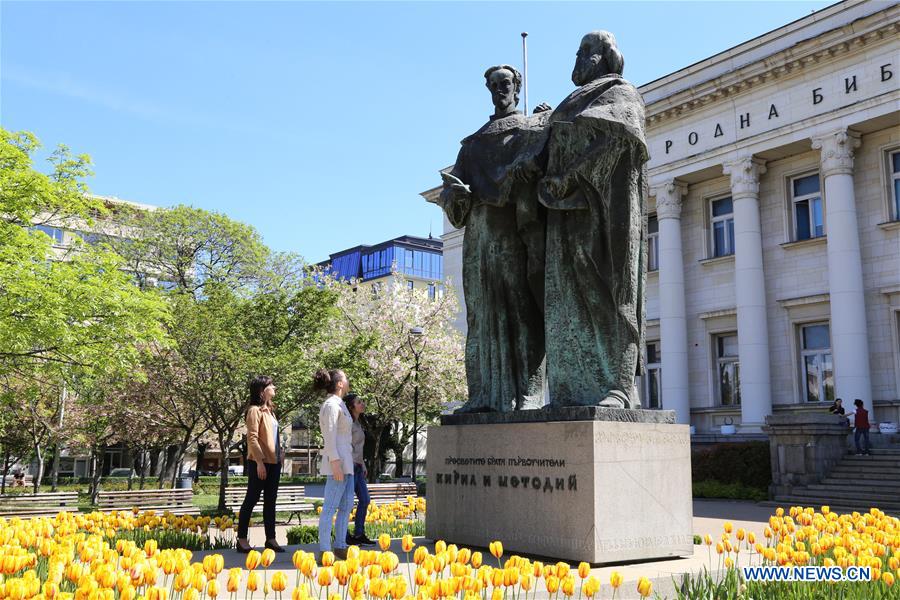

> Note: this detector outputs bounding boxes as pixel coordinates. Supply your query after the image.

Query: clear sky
[2,1,833,262]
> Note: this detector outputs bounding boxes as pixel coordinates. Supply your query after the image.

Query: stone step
[828,465,900,476]
[840,454,900,468]
[763,498,900,515]
[785,488,900,504]
[822,477,900,488]
[805,483,900,495]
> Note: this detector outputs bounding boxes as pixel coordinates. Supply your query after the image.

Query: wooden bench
[0,492,79,518]
[97,488,197,515]
[224,485,312,524]
[367,482,418,505]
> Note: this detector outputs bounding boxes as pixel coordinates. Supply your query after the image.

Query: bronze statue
[438,65,548,412]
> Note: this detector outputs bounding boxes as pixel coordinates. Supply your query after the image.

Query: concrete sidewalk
[193,499,783,599]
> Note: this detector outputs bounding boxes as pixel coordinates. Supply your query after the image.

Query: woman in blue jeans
[314,368,355,560]
[344,393,375,545]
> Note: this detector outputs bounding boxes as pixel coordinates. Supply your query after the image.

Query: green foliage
[108,526,234,551]
[693,534,702,545]
[286,525,320,545]
[350,518,425,539]
[693,479,768,502]
[692,442,771,489]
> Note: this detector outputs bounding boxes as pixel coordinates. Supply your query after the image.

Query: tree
[0,128,171,489]
[332,273,465,479]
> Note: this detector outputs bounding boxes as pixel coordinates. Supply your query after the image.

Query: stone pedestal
[426,408,693,563]
[763,413,851,498]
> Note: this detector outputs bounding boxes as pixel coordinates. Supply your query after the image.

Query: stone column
[723,157,772,432]
[811,129,872,413]
[652,180,690,425]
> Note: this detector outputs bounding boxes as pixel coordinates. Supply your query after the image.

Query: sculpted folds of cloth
[438,65,548,413]
[438,32,648,412]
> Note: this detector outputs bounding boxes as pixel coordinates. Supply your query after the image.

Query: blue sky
[2,1,832,262]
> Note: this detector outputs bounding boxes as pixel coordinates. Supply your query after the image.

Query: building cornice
[643,7,899,128]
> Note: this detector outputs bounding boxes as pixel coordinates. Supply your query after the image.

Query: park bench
[97,488,198,515]
[0,491,79,518]
[367,482,418,505]
[224,485,312,524]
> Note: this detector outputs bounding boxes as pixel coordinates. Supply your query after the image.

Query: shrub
[692,479,768,502]
[286,525,320,545]
[691,442,770,489]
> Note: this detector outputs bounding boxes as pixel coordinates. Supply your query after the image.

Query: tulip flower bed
[674,506,899,599]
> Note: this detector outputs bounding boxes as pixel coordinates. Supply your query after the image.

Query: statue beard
[572,55,605,86]
[493,92,519,115]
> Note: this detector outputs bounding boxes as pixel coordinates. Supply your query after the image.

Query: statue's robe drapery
[440,111,548,412]
[538,75,648,407]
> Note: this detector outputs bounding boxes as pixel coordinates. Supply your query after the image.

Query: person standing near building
[344,393,375,546]
[847,399,871,456]
[236,376,284,554]
[315,369,355,559]
[828,398,845,415]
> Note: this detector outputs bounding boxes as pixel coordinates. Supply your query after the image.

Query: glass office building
[319,235,443,284]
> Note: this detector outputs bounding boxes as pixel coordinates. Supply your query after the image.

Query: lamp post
[408,326,425,480]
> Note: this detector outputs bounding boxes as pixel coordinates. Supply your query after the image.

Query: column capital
[723,156,767,199]
[651,180,688,220]
[811,128,861,177]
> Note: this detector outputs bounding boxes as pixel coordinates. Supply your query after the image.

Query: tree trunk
[127,447,138,491]
[50,444,61,492]
[90,448,104,505]
[139,449,148,490]
[217,434,230,513]
[32,443,44,493]
[1,449,9,495]
[367,424,387,483]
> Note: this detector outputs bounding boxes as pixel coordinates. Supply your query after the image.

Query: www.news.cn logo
[742,566,872,582]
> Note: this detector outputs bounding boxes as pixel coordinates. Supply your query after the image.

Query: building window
[800,323,834,403]
[643,342,662,409]
[890,150,900,221]
[30,225,65,244]
[791,173,824,240]
[407,281,414,290]
[647,214,659,272]
[709,197,734,258]
[428,283,436,300]
[715,334,740,406]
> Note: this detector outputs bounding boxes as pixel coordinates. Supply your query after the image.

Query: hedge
[691,442,771,490]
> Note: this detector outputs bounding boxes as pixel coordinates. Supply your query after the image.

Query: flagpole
[521,32,529,115]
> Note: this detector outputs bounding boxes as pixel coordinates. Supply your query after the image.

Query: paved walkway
[194,499,781,599]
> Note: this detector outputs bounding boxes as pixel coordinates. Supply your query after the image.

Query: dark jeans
[352,463,370,536]
[237,460,281,540]
[854,428,870,454]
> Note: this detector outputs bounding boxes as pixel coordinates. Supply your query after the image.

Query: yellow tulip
[206,580,219,599]
[583,576,599,597]
[882,572,894,587]
[725,557,734,569]
[401,535,415,553]
[577,562,590,579]
[318,567,334,587]
[378,533,391,551]
[261,548,276,568]
[271,572,287,592]
[321,551,335,567]
[723,522,733,534]
[636,576,652,597]
[292,587,308,600]
[609,571,623,589]
[246,550,262,570]
[471,552,482,569]
[489,541,503,560]
[247,572,259,592]
[545,575,559,594]
[561,575,575,596]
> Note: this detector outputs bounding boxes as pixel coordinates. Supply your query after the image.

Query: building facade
[318,234,444,297]
[426,0,899,436]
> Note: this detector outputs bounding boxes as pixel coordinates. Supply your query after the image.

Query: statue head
[484,64,522,116]
[571,30,624,86]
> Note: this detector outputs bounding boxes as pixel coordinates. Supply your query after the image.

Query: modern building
[317,234,444,297]
[425,0,899,437]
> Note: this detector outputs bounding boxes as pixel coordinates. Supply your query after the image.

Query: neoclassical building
[425,0,899,436]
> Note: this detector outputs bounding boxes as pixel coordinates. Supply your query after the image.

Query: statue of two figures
[438,31,649,413]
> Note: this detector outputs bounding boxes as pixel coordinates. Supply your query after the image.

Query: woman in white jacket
[314,368,354,559]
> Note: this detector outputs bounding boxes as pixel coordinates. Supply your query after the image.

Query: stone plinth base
[426,415,693,563]
[763,413,851,498]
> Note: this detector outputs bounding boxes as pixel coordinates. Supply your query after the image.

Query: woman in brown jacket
[237,375,284,553]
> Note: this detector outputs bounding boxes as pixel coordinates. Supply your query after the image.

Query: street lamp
[408,327,425,480]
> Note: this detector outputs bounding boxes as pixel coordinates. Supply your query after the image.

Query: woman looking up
[314,368,355,559]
